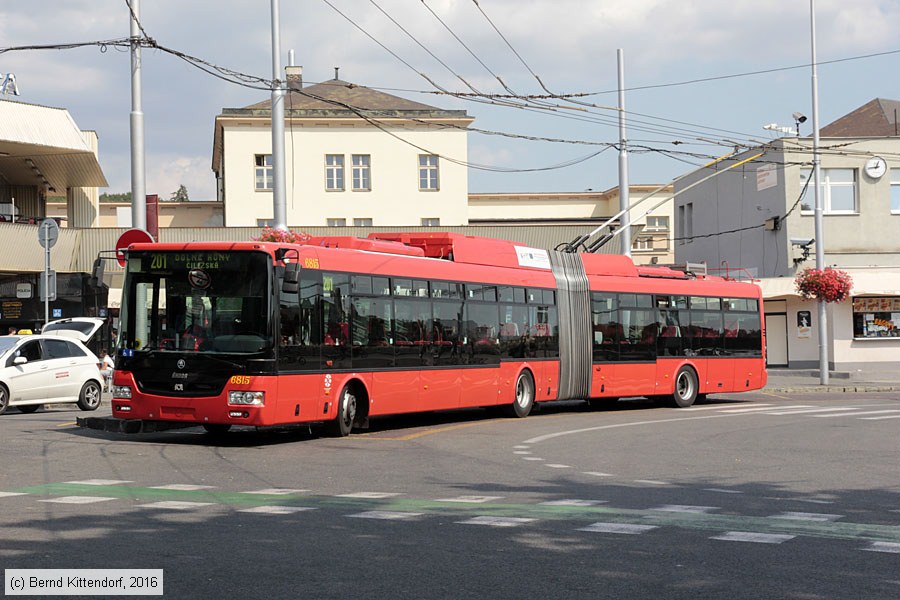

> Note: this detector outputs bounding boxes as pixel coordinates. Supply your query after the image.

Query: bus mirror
[90,257,105,288]
[282,262,299,294]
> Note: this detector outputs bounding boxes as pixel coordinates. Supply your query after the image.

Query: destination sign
[146,252,235,271]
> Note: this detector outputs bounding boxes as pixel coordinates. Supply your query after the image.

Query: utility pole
[129,0,147,232]
[270,0,288,230]
[617,49,632,257]
[810,0,828,384]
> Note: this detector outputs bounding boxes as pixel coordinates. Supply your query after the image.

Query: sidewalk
[764,368,900,393]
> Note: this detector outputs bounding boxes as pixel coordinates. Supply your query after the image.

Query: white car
[0,334,104,415]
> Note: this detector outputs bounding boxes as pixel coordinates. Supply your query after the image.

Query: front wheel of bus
[327,385,358,437]
[505,370,535,418]
[671,367,699,408]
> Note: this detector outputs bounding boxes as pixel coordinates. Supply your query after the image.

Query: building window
[632,236,654,252]
[327,218,347,227]
[353,218,373,226]
[421,218,440,226]
[325,154,345,191]
[645,216,669,231]
[256,219,273,227]
[352,155,371,191]
[677,203,693,245]
[418,155,439,191]
[800,168,857,214]
[852,296,900,338]
[255,155,273,191]
[891,168,900,214]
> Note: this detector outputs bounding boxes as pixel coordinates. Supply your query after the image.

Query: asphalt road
[2,390,899,599]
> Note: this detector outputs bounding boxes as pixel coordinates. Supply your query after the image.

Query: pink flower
[253,227,311,244]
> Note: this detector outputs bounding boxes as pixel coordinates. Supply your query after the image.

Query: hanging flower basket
[253,227,310,244]
[795,267,853,303]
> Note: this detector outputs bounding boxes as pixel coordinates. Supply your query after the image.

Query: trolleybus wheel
[505,370,535,418]
[202,424,232,435]
[671,367,699,408]
[327,385,358,437]
[76,381,103,411]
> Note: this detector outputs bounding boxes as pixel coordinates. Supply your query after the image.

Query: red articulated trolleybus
[109,232,766,435]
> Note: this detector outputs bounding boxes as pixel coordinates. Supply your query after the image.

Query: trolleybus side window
[591,292,619,362]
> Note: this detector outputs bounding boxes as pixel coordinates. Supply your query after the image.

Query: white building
[212,75,473,227]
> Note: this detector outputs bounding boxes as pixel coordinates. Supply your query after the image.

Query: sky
[2,0,900,201]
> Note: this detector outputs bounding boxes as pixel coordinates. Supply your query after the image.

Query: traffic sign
[115,228,154,267]
[39,269,56,301]
[37,218,59,249]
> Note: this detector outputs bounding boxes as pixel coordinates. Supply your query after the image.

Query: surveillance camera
[790,237,814,247]
[792,112,808,123]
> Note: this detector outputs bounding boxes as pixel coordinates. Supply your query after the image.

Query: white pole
[129,0,147,231]
[810,0,828,384]
[617,49,632,257]
[271,0,288,230]
[43,221,50,327]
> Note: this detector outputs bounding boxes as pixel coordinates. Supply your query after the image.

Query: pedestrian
[99,349,115,391]
[7,326,16,335]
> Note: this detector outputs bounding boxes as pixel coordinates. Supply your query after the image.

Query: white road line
[704,488,743,494]
[0,492,28,498]
[522,457,544,461]
[763,407,876,416]
[348,511,424,521]
[336,492,401,499]
[814,410,900,418]
[860,414,900,420]
[65,479,133,486]
[136,501,215,510]
[39,496,117,505]
[583,472,614,477]
[634,480,669,486]
[711,531,795,544]
[721,405,811,414]
[578,522,658,535]
[863,542,900,554]
[242,488,308,495]
[239,506,316,515]
[513,451,532,455]
[512,445,530,450]
[770,511,843,522]
[437,495,503,503]
[545,464,571,469]
[150,484,215,491]
[682,404,769,412]
[540,499,606,507]
[654,505,719,514]
[458,516,536,527]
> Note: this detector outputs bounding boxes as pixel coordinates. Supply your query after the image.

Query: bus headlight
[112,386,132,399]
[228,391,265,406]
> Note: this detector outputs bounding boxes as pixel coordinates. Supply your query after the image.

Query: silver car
[0,334,104,415]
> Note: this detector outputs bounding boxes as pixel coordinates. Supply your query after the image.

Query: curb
[763,385,900,394]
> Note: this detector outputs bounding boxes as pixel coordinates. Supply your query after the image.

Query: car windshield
[0,337,18,354]
[119,250,273,354]
[42,321,96,335]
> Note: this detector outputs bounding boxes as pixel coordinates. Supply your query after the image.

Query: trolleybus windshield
[119,250,273,355]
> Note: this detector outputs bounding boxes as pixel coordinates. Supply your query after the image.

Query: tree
[168,185,190,202]
[99,192,132,203]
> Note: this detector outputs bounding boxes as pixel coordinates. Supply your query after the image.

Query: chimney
[285,65,303,91]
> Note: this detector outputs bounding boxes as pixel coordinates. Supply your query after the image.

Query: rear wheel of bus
[505,370,535,418]
[327,384,359,437]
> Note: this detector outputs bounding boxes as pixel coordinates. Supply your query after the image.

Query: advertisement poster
[797,310,811,339]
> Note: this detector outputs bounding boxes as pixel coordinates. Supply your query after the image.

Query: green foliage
[168,185,190,202]
[99,192,132,203]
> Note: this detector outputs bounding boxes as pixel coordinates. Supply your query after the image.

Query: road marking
[545,464,571,469]
[348,511,424,521]
[336,492,401,499]
[39,496,117,504]
[860,414,900,420]
[770,512,843,522]
[654,505,719,514]
[720,405,811,413]
[513,445,530,449]
[540,499,606,507]
[458,516,536,527]
[56,422,77,427]
[815,410,900,418]
[65,479,133,486]
[239,506,316,515]
[137,501,215,510]
[704,488,743,494]
[513,451,532,455]
[0,492,29,498]
[683,403,773,412]
[863,542,900,554]
[150,484,215,491]
[357,421,491,441]
[634,480,669,486]
[583,472,614,477]
[437,495,503,503]
[578,522,657,535]
[763,407,875,416]
[711,532,795,544]
[522,457,544,461]
[242,488,308,495]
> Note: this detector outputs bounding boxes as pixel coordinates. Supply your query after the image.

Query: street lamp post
[810,0,828,385]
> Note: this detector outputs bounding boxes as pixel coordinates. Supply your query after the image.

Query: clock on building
[864,156,887,179]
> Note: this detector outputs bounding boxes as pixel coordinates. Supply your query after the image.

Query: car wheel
[0,385,8,416]
[504,370,535,418]
[671,367,699,408]
[17,405,40,414]
[326,385,357,437]
[76,381,103,411]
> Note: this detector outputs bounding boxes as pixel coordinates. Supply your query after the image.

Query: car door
[5,340,49,403]
[41,338,85,403]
